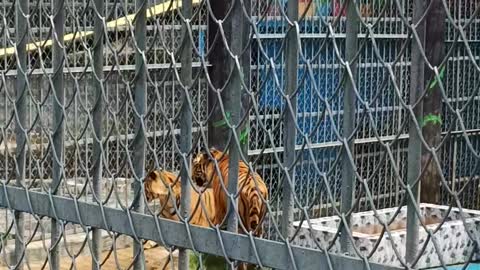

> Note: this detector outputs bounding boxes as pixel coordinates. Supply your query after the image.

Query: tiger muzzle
[193,174,205,187]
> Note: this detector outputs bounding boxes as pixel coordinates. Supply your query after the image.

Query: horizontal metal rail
[0,184,402,270]
[0,0,202,58]
[1,63,209,76]
[3,128,476,157]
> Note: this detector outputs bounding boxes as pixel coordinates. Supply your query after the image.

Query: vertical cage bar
[14,0,28,268]
[51,0,65,268]
[178,0,192,268]
[240,0,251,156]
[281,0,298,240]
[92,0,104,267]
[340,0,359,254]
[226,0,244,235]
[420,0,446,204]
[406,0,426,265]
[133,0,147,268]
[207,0,229,150]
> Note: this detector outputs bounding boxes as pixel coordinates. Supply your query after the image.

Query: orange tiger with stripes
[145,169,226,269]
[144,169,217,227]
[191,148,268,237]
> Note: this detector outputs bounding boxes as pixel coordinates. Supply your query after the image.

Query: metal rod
[91,0,104,267]
[0,185,403,270]
[340,0,359,254]
[281,0,298,241]
[226,0,244,235]
[132,0,147,268]
[420,0,446,204]
[51,0,65,268]
[14,0,28,268]
[207,0,229,150]
[240,0,251,156]
[406,0,426,265]
[178,0,193,267]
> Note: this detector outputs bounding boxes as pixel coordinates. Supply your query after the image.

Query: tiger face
[191,147,269,238]
[192,152,208,187]
[191,148,224,188]
[144,170,180,204]
[145,169,219,227]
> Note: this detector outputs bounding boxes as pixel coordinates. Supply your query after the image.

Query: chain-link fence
[1,0,479,269]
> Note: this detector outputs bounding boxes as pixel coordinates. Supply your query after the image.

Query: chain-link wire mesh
[0,0,479,269]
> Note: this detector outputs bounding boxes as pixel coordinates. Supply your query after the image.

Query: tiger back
[191,148,269,236]
[144,169,217,227]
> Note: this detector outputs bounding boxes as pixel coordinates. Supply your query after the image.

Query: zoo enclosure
[0,0,480,269]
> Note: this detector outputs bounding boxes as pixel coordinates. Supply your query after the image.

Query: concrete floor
[0,245,177,270]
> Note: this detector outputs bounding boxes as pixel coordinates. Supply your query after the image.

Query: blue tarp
[431,264,480,270]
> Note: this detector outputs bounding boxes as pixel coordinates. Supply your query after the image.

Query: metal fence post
[133,0,147,268]
[282,0,298,243]
[420,0,446,204]
[207,0,229,151]
[406,0,426,265]
[340,0,359,254]
[51,0,65,268]
[226,0,244,235]
[240,0,251,156]
[178,0,192,268]
[14,0,28,268]
[92,0,104,267]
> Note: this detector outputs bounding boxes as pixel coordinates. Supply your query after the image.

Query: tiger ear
[199,146,211,159]
[201,151,210,161]
[209,147,221,155]
[192,148,206,163]
[146,170,158,182]
[209,147,225,158]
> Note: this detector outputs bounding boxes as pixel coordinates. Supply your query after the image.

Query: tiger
[144,169,234,270]
[191,147,269,237]
[144,169,217,227]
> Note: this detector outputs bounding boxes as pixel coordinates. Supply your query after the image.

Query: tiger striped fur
[144,169,216,227]
[191,148,269,237]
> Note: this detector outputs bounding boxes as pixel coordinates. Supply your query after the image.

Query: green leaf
[212,112,231,128]
[429,66,446,90]
[203,254,229,270]
[189,251,199,270]
[239,127,249,145]
[422,114,442,127]
[189,252,229,270]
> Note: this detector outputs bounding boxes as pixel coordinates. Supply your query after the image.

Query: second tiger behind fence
[191,148,269,237]
[144,169,217,227]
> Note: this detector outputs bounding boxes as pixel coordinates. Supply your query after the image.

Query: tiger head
[191,147,224,188]
[144,169,181,204]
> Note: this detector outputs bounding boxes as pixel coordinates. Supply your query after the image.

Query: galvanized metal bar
[2,63,208,76]
[225,0,243,232]
[406,0,426,265]
[240,0,251,156]
[420,0,446,204]
[226,0,243,235]
[0,185,403,270]
[91,0,104,267]
[178,0,193,268]
[14,0,28,268]
[132,0,147,268]
[207,0,229,150]
[51,0,65,268]
[339,0,359,254]
[281,0,298,240]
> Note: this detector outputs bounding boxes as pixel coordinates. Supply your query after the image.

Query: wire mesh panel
[1,0,480,269]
